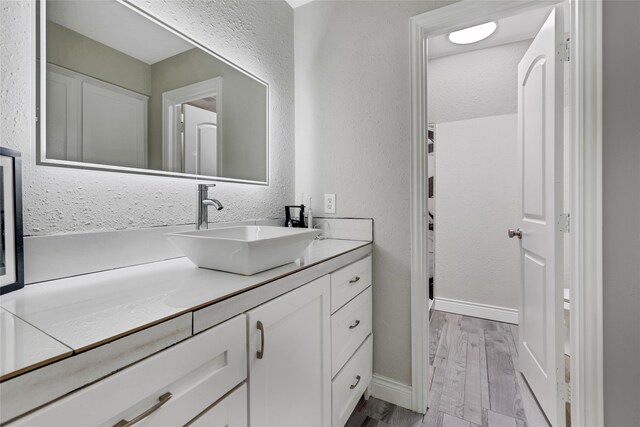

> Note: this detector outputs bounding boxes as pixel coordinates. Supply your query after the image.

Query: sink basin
[165,226,321,275]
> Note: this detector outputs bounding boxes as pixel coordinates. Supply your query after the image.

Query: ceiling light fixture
[448,21,497,45]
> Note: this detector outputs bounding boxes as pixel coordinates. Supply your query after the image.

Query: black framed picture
[0,147,24,295]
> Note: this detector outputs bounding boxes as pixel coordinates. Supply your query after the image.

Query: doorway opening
[410,1,603,426]
[425,5,571,426]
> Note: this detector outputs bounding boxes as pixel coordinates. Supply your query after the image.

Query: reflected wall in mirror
[39,0,268,184]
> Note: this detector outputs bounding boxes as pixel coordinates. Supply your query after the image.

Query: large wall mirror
[37,0,269,184]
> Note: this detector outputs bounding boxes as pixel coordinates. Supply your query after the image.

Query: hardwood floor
[346,311,551,427]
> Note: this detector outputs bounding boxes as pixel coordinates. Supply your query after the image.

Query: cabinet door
[247,276,331,427]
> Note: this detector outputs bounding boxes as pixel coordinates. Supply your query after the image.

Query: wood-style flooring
[346,311,551,427]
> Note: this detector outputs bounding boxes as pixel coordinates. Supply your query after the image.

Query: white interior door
[183,104,218,176]
[515,8,565,426]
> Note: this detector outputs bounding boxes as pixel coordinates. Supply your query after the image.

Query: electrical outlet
[324,194,336,214]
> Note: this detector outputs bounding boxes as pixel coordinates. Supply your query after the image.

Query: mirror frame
[35,0,270,186]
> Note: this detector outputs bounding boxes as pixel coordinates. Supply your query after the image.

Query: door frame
[162,77,223,173]
[409,2,603,426]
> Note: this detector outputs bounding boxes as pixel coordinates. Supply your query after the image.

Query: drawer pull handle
[113,392,172,427]
[349,276,361,284]
[349,320,361,329]
[350,375,362,390]
[257,320,265,360]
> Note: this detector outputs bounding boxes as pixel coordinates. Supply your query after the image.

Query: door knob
[508,228,523,239]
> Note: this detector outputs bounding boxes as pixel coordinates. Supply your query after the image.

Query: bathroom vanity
[1,1,372,425]
[0,232,373,427]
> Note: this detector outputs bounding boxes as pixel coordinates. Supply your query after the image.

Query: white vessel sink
[166,226,320,275]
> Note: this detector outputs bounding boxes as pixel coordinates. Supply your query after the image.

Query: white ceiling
[427,6,562,59]
[48,1,564,64]
[47,1,195,65]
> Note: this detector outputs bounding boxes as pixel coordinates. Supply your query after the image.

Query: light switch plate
[324,194,336,214]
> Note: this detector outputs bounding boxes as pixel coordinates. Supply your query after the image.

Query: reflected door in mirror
[183,104,218,176]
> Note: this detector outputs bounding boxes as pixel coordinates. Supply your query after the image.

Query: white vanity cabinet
[246,275,332,427]
[10,315,247,427]
[4,246,374,427]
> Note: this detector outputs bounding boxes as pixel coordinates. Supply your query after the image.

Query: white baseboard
[434,297,518,324]
[369,374,412,410]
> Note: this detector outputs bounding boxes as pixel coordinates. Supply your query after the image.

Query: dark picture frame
[0,147,24,295]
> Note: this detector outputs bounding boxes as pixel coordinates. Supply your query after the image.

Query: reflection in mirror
[39,0,268,184]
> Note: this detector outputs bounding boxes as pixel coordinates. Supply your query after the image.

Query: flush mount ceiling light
[448,21,497,45]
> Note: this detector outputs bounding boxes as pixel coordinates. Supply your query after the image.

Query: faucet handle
[197,183,216,192]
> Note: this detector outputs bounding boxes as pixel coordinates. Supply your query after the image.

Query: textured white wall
[0,0,293,236]
[294,0,446,386]
[434,114,520,310]
[427,40,531,124]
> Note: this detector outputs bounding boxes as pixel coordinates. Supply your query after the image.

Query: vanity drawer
[187,383,247,427]
[10,315,246,427]
[330,255,372,313]
[332,335,373,427]
[331,286,372,377]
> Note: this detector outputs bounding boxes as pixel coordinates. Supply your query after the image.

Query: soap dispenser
[307,197,313,229]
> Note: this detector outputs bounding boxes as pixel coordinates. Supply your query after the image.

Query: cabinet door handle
[113,392,172,427]
[349,276,361,284]
[350,375,361,390]
[257,320,265,360]
[349,320,361,329]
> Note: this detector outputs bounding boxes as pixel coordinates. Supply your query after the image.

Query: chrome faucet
[196,184,223,230]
